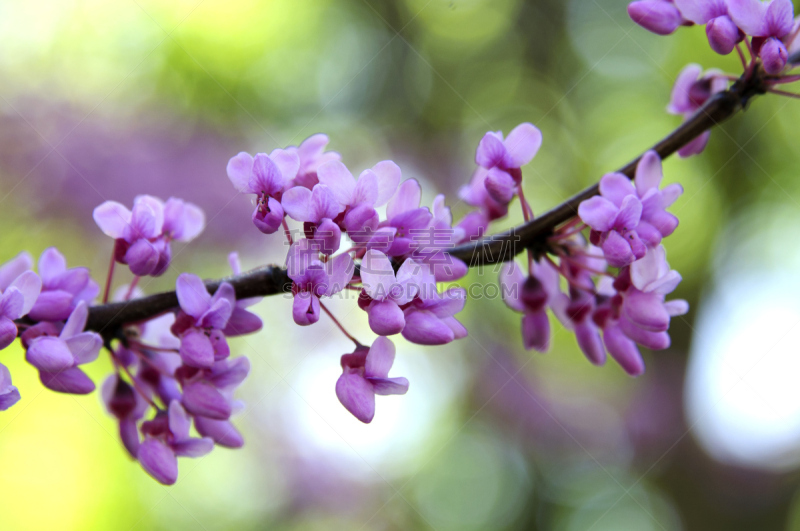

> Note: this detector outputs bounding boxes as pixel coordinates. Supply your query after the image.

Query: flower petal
[176,273,211,319]
[603,325,645,376]
[182,381,232,420]
[227,152,255,193]
[179,329,215,368]
[93,201,132,239]
[365,336,396,378]
[65,332,102,365]
[368,300,406,336]
[401,310,455,345]
[26,337,74,371]
[371,160,402,206]
[387,179,422,220]
[335,370,375,423]
[599,172,637,206]
[195,417,244,448]
[281,186,313,222]
[61,301,89,338]
[369,376,409,396]
[0,252,33,292]
[578,196,619,232]
[475,131,506,168]
[502,122,543,168]
[139,438,178,485]
[317,160,356,207]
[39,366,95,394]
[522,310,550,352]
[360,250,395,301]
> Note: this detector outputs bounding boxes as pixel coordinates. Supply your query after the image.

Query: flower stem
[282,218,294,245]
[319,302,363,347]
[125,276,140,301]
[102,248,116,304]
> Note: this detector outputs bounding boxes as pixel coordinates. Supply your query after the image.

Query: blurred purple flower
[335,337,409,423]
[139,400,214,485]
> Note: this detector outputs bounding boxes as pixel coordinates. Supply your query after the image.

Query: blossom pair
[629,0,796,73]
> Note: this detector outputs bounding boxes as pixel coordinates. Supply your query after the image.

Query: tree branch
[84,68,772,337]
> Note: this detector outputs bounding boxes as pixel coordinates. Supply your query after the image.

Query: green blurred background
[1,0,800,529]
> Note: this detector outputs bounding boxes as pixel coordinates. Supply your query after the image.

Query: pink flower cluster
[495,151,687,376]
[0,126,689,483]
[630,0,800,158]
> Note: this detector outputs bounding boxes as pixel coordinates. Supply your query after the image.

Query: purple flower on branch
[0,253,41,351]
[29,247,99,322]
[94,195,205,276]
[579,177,647,268]
[281,184,344,255]
[401,287,468,346]
[674,0,743,54]
[227,150,299,234]
[335,337,409,423]
[138,400,214,485]
[667,65,728,157]
[171,273,235,368]
[285,239,354,326]
[727,0,794,73]
[285,133,342,190]
[359,250,432,336]
[500,259,561,352]
[24,301,102,394]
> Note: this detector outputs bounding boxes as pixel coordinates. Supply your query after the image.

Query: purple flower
[285,239,354,326]
[316,159,401,212]
[335,337,409,423]
[138,400,214,485]
[459,168,511,222]
[94,195,205,276]
[475,122,543,173]
[0,363,21,411]
[552,288,608,366]
[102,374,149,458]
[28,247,99,322]
[175,357,250,447]
[281,184,344,255]
[285,134,342,189]
[675,0,743,53]
[499,259,561,352]
[591,246,688,376]
[24,301,102,394]
[223,253,263,337]
[455,210,490,243]
[407,195,468,282]
[0,253,41,350]
[667,64,729,157]
[227,150,299,234]
[578,176,647,268]
[401,288,468,345]
[171,274,235,368]
[370,179,433,257]
[313,159,401,242]
[360,250,432,336]
[727,0,795,73]
[632,151,684,245]
[628,0,685,35]
[471,123,542,208]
